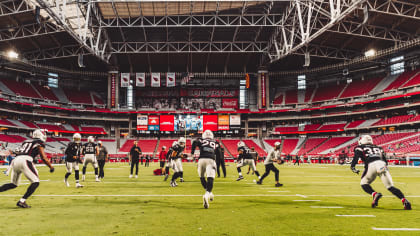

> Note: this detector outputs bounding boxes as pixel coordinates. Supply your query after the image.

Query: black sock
[94,168,98,176]
[165,167,169,174]
[75,170,80,180]
[82,167,86,175]
[388,186,405,199]
[361,184,375,195]
[180,172,183,178]
[255,171,260,177]
[237,167,242,174]
[65,172,71,179]
[274,170,279,182]
[172,172,179,181]
[206,177,214,192]
[200,177,207,189]
[0,183,17,192]
[22,182,39,199]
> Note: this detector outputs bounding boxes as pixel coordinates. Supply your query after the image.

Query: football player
[0,129,54,208]
[257,142,283,187]
[191,130,221,209]
[82,136,100,182]
[236,141,261,181]
[166,138,186,187]
[351,135,411,210]
[64,133,83,188]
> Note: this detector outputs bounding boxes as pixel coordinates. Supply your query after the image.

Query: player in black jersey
[191,130,221,209]
[0,129,54,208]
[236,141,261,181]
[64,133,83,188]
[351,135,411,210]
[82,136,100,182]
[165,138,186,187]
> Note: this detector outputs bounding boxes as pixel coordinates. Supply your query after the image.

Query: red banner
[222,99,238,108]
[203,115,218,131]
[148,115,159,125]
[160,115,174,131]
[261,73,266,108]
[188,89,238,98]
[110,72,117,108]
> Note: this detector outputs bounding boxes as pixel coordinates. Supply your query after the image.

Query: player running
[256,142,283,187]
[351,135,411,210]
[191,130,221,209]
[64,133,83,188]
[236,141,261,181]
[82,136,100,182]
[165,138,186,187]
[0,129,54,208]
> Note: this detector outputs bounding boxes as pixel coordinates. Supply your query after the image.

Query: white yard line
[0,194,300,197]
[267,191,290,193]
[372,227,420,231]
[311,206,343,208]
[336,215,375,217]
[293,200,320,202]
[296,194,308,198]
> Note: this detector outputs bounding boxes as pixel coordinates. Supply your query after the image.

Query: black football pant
[216,158,226,177]
[98,160,106,178]
[131,160,139,175]
[259,164,279,183]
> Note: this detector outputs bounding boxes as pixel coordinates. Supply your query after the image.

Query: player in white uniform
[82,136,100,182]
[256,142,283,187]
[167,138,186,187]
[191,130,221,209]
[64,133,83,188]
[351,135,411,210]
[236,141,261,181]
[0,129,54,208]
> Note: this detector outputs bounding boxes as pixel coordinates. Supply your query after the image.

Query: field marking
[0,194,300,197]
[267,191,290,193]
[296,194,308,198]
[293,200,320,202]
[311,206,343,208]
[336,215,375,217]
[372,227,420,231]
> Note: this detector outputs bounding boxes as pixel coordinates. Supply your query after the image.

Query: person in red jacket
[159,146,167,175]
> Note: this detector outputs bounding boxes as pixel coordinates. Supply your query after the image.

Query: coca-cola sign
[222,99,238,108]
[189,89,238,98]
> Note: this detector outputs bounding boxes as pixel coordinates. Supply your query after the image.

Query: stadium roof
[0,0,418,73]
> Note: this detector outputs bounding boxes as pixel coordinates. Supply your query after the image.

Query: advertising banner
[218,115,230,130]
[203,115,218,131]
[151,73,161,87]
[188,89,239,98]
[136,115,148,130]
[148,115,159,131]
[261,72,266,108]
[121,73,130,87]
[230,115,241,129]
[174,115,202,131]
[110,72,117,108]
[136,73,145,87]
[222,99,238,109]
[160,115,174,131]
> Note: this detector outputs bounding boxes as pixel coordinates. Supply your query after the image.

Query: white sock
[20,198,26,203]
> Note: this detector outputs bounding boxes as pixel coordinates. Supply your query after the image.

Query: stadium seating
[274,126,299,133]
[311,83,346,103]
[1,79,41,99]
[19,121,39,129]
[339,77,383,98]
[80,126,106,134]
[308,137,354,155]
[119,139,136,152]
[304,87,315,103]
[304,124,321,131]
[0,134,24,143]
[373,133,415,146]
[346,120,366,129]
[383,69,419,91]
[297,137,328,155]
[401,71,420,88]
[318,123,346,131]
[222,139,240,157]
[32,84,59,101]
[137,139,158,154]
[384,136,420,154]
[372,115,414,126]
[36,123,67,132]
[63,88,93,104]
[273,94,284,105]
[285,90,298,104]
[243,140,266,157]
[92,94,105,105]
[0,119,16,127]
[157,139,177,154]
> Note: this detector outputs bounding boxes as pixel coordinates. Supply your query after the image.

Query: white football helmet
[32,129,47,142]
[87,136,95,143]
[202,130,214,140]
[73,133,82,143]
[274,141,281,148]
[178,137,186,147]
[358,135,373,145]
[237,141,245,148]
[172,141,178,147]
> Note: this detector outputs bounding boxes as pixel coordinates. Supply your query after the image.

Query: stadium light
[364,49,376,57]
[7,50,19,59]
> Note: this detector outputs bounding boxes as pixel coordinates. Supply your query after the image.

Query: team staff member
[247,147,258,175]
[129,141,142,178]
[257,142,283,187]
[159,146,167,174]
[97,141,108,179]
[216,147,226,178]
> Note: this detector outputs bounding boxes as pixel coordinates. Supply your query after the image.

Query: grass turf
[0,162,419,236]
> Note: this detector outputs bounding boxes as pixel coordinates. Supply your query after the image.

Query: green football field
[0,162,419,236]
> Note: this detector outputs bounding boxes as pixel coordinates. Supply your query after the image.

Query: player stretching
[236,141,261,181]
[257,142,283,187]
[351,135,411,210]
[191,130,221,209]
[0,129,54,208]
[82,136,100,182]
[64,133,83,188]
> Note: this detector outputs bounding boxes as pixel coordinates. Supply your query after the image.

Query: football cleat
[203,193,210,209]
[95,178,100,182]
[164,174,169,181]
[76,183,84,188]
[236,176,244,181]
[209,192,214,202]
[371,192,383,208]
[402,198,412,210]
[135,175,138,179]
[180,178,184,183]
[275,183,283,187]
[256,180,262,185]
[129,175,133,178]
[170,181,178,187]
[16,201,31,208]
[64,179,70,187]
